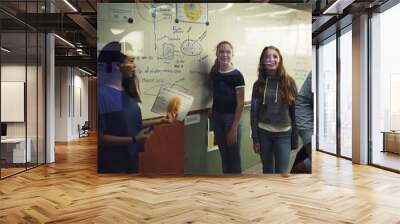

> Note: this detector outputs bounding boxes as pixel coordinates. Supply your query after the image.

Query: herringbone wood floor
[1,135,400,223]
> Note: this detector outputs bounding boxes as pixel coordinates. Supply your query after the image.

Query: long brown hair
[209,41,233,80]
[98,41,141,102]
[257,46,295,105]
[121,53,141,103]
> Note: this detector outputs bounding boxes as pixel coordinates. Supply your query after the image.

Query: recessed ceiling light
[1,47,11,53]
[323,0,355,15]
[78,67,93,76]
[63,0,78,12]
[54,34,75,48]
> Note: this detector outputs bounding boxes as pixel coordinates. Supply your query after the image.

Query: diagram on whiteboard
[142,77,189,97]
[176,3,208,24]
[155,27,206,59]
[184,4,202,20]
[160,43,177,60]
[98,3,311,119]
[156,35,183,61]
[135,3,174,23]
[181,39,202,56]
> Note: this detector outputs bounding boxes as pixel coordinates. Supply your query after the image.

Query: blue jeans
[212,112,242,174]
[258,128,291,174]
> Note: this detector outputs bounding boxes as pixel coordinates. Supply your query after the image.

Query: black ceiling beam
[312,14,352,44]
[55,47,96,56]
[86,0,97,12]
[0,18,30,31]
[11,13,83,32]
[55,55,96,71]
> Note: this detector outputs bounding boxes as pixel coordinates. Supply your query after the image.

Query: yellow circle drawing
[183,3,202,21]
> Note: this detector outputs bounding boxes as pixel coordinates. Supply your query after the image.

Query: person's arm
[142,117,169,127]
[250,82,261,153]
[142,118,162,127]
[99,135,133,147]
[289,77,299,150]
[142,113,174,127]
[227,87,244,145]
[208,61,217,118]
[98,127,153,147]
[295,73,313,146]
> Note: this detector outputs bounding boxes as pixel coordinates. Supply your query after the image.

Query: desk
[382,131,400,154]
[139,123,184,174]
[1,138,31,163]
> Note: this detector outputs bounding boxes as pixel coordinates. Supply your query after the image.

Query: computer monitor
[1,123,7,137]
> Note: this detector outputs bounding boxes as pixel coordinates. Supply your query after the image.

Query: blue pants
[212,112,242,174]
[258,128,291,174]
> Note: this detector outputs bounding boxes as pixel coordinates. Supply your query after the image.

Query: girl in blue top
[209,41,245,174]
[97,42,172,173]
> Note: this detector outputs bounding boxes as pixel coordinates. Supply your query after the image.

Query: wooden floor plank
[0,135,399,223]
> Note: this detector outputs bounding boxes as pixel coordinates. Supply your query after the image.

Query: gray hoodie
[295,73,313,145]
[250,74,298,148]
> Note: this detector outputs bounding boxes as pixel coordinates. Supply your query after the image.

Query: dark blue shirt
[98,86,143,173]
[212,69,245,114]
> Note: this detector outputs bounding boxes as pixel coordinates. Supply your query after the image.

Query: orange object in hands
[166,96,181,119]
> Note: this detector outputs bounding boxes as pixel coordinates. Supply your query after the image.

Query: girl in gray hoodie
[250,46,298,174]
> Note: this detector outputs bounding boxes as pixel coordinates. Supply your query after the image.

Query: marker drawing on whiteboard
[151,4,157,51]
[197,31,207,41]
[180,39,202,56]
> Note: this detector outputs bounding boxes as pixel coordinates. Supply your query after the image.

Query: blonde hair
[209,41,234,80]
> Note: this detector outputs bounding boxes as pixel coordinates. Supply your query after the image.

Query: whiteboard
[1,82,25,122]
[98,3,312,119]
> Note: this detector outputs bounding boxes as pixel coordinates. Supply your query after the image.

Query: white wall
[1,63,46,164]
[1,65,26,139]
[55,67,89,141]
[72,73,89,138]
[55,66,69,141]
[1,65,42,137]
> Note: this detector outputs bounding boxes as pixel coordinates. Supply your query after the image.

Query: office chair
[79,121,90,138]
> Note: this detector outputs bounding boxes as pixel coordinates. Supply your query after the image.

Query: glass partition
[0,1,46,179]
[371,3,400,171]
[339,27,352,158]
[317,35,337,155]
